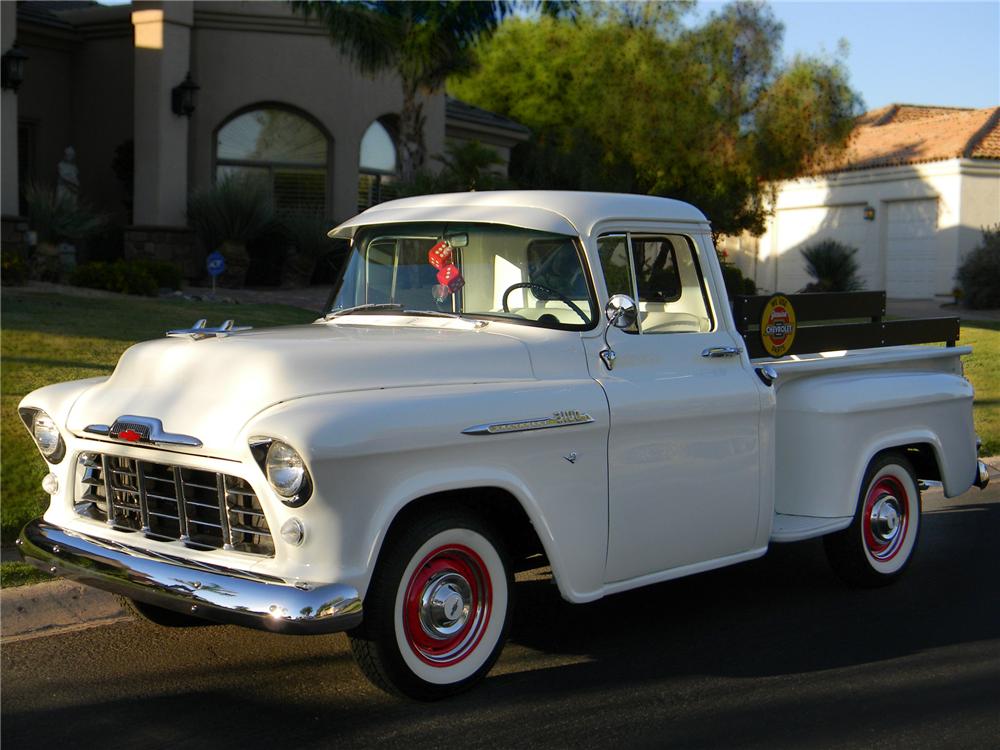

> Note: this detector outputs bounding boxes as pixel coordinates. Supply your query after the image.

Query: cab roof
[329,191,709,240]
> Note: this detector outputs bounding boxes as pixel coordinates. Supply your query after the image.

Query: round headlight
[32,411,63,459]
[266,441,305,497]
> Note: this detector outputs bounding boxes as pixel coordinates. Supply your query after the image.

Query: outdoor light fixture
[863,205,876,221]
[1,45,28,92]
[171,71,199,117]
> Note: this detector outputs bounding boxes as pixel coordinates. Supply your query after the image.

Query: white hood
[67,320,534,452]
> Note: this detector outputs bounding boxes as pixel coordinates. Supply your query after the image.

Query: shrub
[1,249,29,286]
[70,259,183,297]
[957,225,1000,309]
[800,239,863,292]
[720,261,757,298]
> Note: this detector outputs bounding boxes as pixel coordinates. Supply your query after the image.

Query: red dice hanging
[437,263,464,293]
[428,241,453,270]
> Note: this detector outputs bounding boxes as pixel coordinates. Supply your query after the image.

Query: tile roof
[818,103,1000,173]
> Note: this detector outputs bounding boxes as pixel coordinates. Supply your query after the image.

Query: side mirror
[605,294,638,330]
[600,294,637,371]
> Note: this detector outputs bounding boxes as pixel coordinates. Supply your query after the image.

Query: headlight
[20,408,66,463]
[266,441,307,496]
[249,437,313,506]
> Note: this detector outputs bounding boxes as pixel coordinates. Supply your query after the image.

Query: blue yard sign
[206,251,226,295]
[206,251,226,277]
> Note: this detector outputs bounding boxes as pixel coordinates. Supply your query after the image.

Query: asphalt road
[3,483,998,750]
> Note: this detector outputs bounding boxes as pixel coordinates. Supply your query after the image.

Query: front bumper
[17,518,362,635]
[974,460,991,490]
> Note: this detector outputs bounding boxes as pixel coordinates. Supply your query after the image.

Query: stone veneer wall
[1,215,29,257]
[124,225,200,281]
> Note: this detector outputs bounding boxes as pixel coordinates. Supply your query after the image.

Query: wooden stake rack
[731,291,960,360]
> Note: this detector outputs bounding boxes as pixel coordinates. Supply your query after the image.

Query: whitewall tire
[825,452,921,587]
[348,510,512,700]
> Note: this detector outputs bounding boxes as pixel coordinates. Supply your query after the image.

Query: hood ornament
[85,416,202,447]
[167,319,252,340]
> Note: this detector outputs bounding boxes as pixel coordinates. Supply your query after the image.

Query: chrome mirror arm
[599,294,637,371]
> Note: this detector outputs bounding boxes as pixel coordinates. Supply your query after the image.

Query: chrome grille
[76,453,273,556]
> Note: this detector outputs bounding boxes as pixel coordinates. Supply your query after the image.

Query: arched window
[216,107,329,216]
[358,119,397,211]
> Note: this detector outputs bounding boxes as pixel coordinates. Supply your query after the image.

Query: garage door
[886,199,938,299]
[774,205,871,293]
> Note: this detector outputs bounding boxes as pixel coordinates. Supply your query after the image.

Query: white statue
[57,146,80,206]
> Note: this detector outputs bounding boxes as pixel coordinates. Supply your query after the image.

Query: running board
[770,513,853,543]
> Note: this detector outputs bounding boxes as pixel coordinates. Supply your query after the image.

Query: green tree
[291,1,513,181]
[450,3,862,236]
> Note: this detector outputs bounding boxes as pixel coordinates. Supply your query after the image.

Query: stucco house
[0,1,529,277]
[729,104,1000,300]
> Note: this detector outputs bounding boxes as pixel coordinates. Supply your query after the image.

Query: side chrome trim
[17,519,362,635]
[84,415,203,448]
[463,410,594,436]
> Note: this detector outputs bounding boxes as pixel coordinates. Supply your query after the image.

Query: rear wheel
[348,510,512,700]
[824,452,921,587]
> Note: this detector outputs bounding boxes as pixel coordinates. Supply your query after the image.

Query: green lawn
[960,321,1000,456]
[1,290,316,561]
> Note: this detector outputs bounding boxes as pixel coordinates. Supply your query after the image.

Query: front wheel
[348,510,512,700]
[824,452,921,587]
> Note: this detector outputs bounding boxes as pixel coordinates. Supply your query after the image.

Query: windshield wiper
[323,304,466,321]
[400,309,464,319]
[323,303,403,320]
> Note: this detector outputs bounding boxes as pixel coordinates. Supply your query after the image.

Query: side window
[597,232,714,334]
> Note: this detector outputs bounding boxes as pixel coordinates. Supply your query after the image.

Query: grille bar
[76,453,273,556]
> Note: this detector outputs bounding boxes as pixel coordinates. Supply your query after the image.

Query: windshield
[327,223,597,330]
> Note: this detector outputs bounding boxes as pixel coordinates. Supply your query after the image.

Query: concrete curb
[1,579,128,642]
[2,457,998,641]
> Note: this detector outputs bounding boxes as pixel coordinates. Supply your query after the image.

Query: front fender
[244,379,610,602]
[19,377,109,430]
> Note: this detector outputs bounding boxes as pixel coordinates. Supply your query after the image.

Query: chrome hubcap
[419,573,471,639]
[870,495,902,542]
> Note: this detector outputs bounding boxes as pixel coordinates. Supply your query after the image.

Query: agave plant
[23,182,107,245]
[800,239,864,293]
[187,173,276,287]
[278,213,334,287]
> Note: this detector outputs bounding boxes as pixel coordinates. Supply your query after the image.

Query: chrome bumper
[17,518,362,635]
[974,460,991,490]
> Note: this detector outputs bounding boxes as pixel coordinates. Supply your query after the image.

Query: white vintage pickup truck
[18,191,990,699]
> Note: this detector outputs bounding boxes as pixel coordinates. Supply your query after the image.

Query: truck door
[584,231,763,583]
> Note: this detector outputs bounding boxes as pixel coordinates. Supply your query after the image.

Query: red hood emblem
[119,429,142,443]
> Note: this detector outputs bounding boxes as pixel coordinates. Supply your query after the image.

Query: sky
[696,1,1000,111]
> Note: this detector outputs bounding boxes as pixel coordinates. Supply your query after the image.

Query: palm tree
[291,1,511,181]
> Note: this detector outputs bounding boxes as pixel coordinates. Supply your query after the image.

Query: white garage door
[774,205,871,293]
[886,199,938,299]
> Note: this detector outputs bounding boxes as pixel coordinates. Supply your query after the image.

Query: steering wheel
[501,282,590,323]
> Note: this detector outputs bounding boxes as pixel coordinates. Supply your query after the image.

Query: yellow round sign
[760,294,797,357]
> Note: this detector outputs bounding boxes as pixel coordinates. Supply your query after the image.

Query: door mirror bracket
[600,294,638,371]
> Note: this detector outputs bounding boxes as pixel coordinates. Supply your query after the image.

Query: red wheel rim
[862,475,909,561]
[402,544,492,667]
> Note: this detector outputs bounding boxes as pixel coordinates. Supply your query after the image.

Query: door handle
[701,346,742,358]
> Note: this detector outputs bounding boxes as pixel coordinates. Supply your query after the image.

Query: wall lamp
[171,72,199,117]
[1,45,28,92]
[863,205,876,221]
